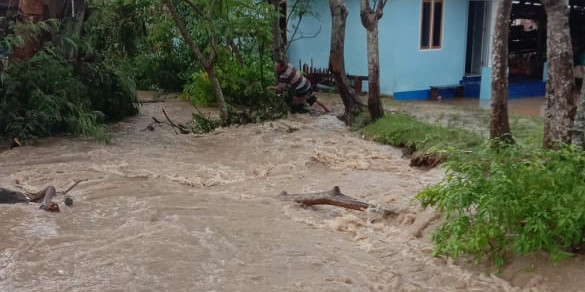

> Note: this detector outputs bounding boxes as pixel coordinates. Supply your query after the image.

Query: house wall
[287,0,471,99]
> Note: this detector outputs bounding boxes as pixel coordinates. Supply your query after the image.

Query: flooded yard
[0,93,582,292]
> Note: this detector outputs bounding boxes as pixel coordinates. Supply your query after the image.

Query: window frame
[420,0,444,50]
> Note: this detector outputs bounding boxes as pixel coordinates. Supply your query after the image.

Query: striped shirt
[278,63,312,97]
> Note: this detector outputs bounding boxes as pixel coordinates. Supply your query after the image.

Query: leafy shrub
[183,71,215,106]
[417,144,585,266]
[75,61,139,121]
[0,51,106,140]
[191,112,220,134]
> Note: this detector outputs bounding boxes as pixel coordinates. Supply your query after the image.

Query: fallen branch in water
[279,186,373,211]
[162,108,191,134]
[0,180,84,212]
[143,111,191,134]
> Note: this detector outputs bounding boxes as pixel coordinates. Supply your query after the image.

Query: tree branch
[376,0,387,19]
[289,26,321,44]
[181,0,204,16]
[279,186,373,211]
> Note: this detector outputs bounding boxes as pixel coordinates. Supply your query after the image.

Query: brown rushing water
[0,94,583,292]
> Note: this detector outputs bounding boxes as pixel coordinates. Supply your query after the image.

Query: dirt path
[0,93,581,292]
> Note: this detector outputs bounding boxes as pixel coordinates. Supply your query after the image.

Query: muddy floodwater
[1,94,584,292]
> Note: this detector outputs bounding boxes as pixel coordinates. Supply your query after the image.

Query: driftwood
[279,186,374,211]
[0,186,59,212]
[0,180,83,212]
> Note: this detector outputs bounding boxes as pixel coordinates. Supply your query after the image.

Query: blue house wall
[287,0,471,99]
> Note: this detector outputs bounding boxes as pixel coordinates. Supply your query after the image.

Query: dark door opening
[465,1,487,76]
[508,0,546,79]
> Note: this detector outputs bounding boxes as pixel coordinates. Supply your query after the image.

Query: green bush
[0,51,106,140]
[417,144,585,266]
[183,71,215,106]
[75,61,139,121]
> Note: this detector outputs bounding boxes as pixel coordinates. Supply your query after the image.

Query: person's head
[274,59,287,73]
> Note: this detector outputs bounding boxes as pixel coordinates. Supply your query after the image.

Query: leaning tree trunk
[162,0,228,121]
[360,0,386,121]
[490,0,513,143]
[571,80,585,149]
[206,67,228,121]
[329,0,360,125]
[542,0,576,149]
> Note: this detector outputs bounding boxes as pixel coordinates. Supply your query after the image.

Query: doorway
[465,1,487,76]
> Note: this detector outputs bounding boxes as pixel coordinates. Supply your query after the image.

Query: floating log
[279,186,374,211]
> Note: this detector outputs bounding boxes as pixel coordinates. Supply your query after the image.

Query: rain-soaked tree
[360,0,386,121]
[269,0,286,61]
[541,0,576,149]
[329,0,362,125]
[161,0,228,121]
[490,0,513,143]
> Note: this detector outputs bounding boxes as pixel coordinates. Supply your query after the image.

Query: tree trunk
[571,82,585,149]
[360,0,386,121]
[328,0,360,125]
[270,0,285,61]
[542,0,576,149]
[227,38,244,65]
[489,0,513,143]
[206,67,228,121]
[366,24,384,120]
[64,0,87,61]
[162,0,228,122]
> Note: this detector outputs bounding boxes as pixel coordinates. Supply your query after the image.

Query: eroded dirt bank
[0,94,582,292]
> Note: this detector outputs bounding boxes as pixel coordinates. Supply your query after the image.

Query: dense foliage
[0,0,300,141]
[86,0,196,91]
[0,15,138,141]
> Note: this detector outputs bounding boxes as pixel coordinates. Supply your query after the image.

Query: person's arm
[267,85,285,93]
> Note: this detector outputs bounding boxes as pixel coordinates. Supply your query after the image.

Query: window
[420,0,444,50]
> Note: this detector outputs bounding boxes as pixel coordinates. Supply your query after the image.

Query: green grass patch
[362,112,483,155]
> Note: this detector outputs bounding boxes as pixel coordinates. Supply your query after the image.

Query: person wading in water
[270,60,330,114]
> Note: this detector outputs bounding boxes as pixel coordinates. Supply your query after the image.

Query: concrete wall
[287,0,471,98]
